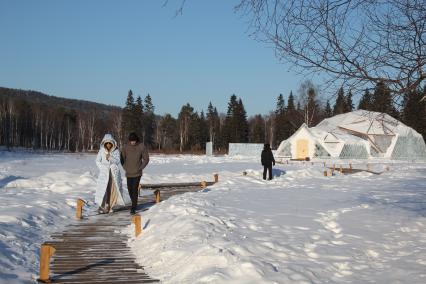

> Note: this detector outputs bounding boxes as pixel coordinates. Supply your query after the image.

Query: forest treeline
[1,82,425,153]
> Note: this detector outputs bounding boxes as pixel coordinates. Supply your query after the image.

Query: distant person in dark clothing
[261,143,275,180]
[120,132,150,215]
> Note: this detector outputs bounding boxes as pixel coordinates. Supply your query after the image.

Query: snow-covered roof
[316,110,420,137]
[276,110,426,159]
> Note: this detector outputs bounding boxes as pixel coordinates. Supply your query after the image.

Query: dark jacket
[120,142,150,178]
[261,149,275,166]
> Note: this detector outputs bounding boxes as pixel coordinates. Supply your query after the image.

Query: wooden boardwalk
[44,186,203,283]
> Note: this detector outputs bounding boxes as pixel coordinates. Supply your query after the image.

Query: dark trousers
[263,165,273,180]
[127,176,141,210]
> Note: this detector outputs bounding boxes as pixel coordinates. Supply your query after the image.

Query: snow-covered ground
[1,151,425,283]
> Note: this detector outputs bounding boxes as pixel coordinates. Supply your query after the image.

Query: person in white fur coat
[95,134,128,213]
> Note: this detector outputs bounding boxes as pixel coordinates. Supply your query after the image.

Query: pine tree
[371,81,398,117]
[285,91,299,136]
[345,90,354,112]
[222,95,238,145]
[158,113,178,150]
[206,102,220,148]
[236,98,249,142]
[324,100,332,117]
[249,114,265,143]
[135,96,144,141]
[275,94,286,115]
[333,87,347,115]
[358,89,372,110]
[189,111,208,151]
[274,94,287,145]
[402,87,426,140]
[222,95,248,146]
[287,91,295,111]
[121,90,138,143]
[143,94,155,147]
[178,103,194,152]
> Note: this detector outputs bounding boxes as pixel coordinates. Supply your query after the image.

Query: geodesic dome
[276,110,426,160]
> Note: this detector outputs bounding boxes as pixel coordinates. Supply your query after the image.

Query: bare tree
[86,111,96,151]
[264,112,275,147]
[77,113,87,152]
[236,0,426,99]
[297,80,322,127]
[111,109,123,148]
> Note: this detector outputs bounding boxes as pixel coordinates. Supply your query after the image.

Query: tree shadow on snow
[0,175,25,188]
[358,185,426,217]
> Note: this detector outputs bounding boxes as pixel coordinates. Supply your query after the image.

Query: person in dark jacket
[261,143,275,180]
[120,132,150,215]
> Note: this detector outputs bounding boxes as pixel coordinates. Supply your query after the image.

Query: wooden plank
[140,181,215,189]
[44,183,202,283]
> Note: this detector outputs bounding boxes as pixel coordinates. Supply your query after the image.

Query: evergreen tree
[324,100,333,117]
[121,90,138,143]
[358,89,372,110]
[222,95,248,146]
[189,111,208,150]
[333,87,347,115]
[236,98,249,142]
[285,91,299,135]
[135,96,144,140]
[249,114,265,143]
[402,87,426,140]
[274,94,287,145]
[371,81,398,117]
[287,91,295,111]
[158,113,178,150]
[345,90,354,112]
[222,95,238,145]
[178,103,194,152]
[275,94,286,115]
[143,94,155,147]
[206,102,220,148]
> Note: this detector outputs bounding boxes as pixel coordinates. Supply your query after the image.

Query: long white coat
[95,134,129,206]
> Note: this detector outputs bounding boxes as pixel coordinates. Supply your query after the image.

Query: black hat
[128,132,139,142]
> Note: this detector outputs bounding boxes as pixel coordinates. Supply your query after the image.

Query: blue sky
[0,0,308,116]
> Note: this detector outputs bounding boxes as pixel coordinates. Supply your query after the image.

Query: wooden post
[367,163,371,172]
[323,170,327,177]
[349,163,352,173]
[131,215,142,237]
[201,181,207,189]
[38,243,55,283]
[76,199,85,219]
[214,174,219,183]
[340,165,343,173]
[154,190,161,203]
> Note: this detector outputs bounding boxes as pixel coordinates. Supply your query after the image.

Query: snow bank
[127,157,426,283]
[0,153,98,283]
